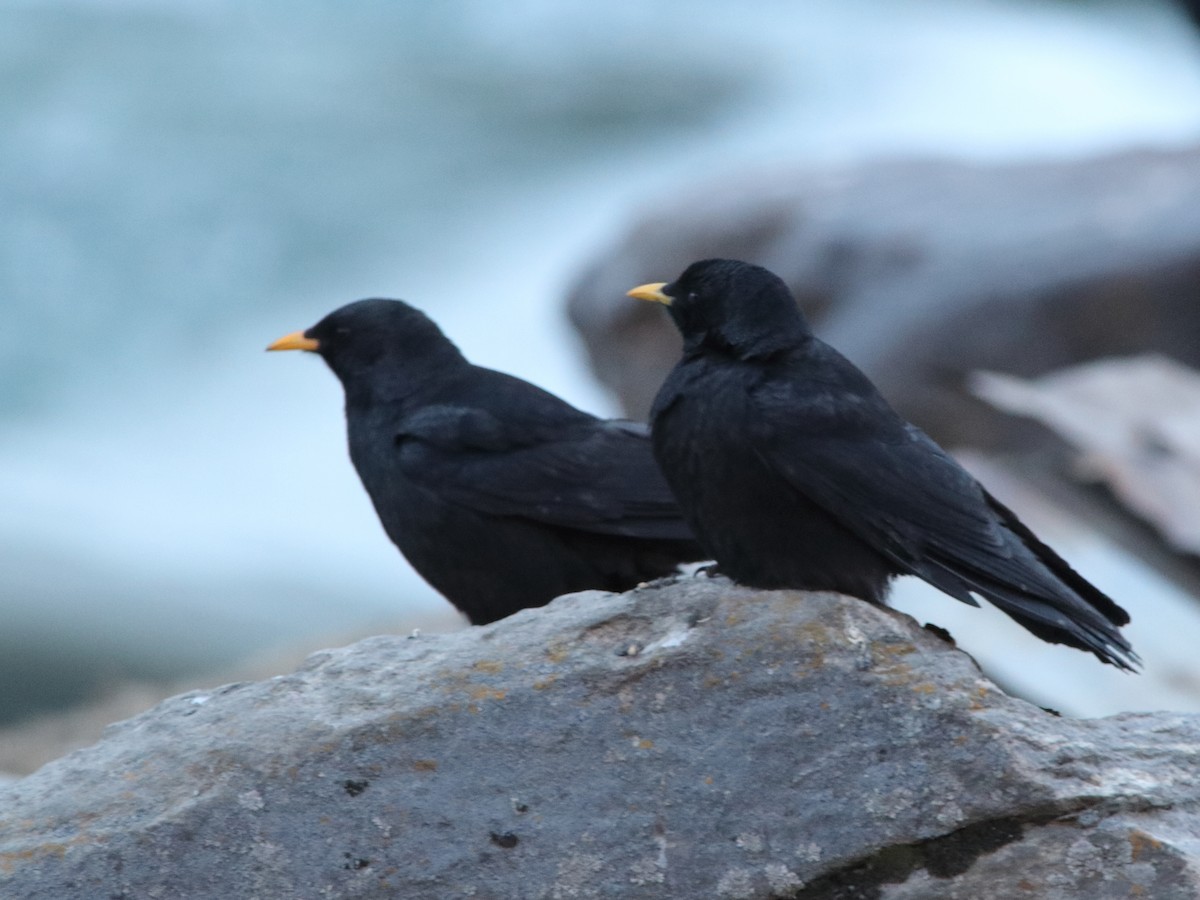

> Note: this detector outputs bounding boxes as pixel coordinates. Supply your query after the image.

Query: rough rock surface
[1,577,1198,899]
[566,146,1200,448]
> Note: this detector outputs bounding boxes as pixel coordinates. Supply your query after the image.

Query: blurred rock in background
[976,356,1200,557]
[1179,0,1200,28]
[565,147,1200,718]
[566,147,1200,449]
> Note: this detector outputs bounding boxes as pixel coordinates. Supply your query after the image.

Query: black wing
[748,375,1137,669]
[395,404,698,543]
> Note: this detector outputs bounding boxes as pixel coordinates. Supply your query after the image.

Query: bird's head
[267,298,466,399]
[627,258,810,358]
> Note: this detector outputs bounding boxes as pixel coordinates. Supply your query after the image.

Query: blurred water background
[3,0,1200,725]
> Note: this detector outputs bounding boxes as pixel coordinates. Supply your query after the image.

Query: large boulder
[566,147,1200,448]
[0,577,1197,899]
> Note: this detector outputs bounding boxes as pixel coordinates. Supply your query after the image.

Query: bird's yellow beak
[626,282,672,306]
[266,330,320,352]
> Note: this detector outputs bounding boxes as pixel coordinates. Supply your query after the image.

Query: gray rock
[0,577,1197,899]
[566,147,1200,448]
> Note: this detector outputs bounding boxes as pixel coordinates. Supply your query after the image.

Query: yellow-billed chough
[269,299,704,625]
[629,259,1137,669]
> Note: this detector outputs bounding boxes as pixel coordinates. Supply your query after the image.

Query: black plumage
[629,259,1137,669]
[268,299,703,625]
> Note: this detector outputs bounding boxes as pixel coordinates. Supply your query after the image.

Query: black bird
[629,259,1138,669]
[268,299,704,625]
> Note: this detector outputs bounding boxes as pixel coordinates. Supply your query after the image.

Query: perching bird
[268,299,704,625]
[629,259,1137,669]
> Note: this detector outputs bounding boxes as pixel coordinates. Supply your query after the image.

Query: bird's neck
[339,358,467,413]
[687,323,812,362]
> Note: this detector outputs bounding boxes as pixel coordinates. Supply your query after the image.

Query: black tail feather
[984,490,1131,627]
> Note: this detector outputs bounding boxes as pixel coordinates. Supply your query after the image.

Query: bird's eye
[688,292,698,303]
[336,327,351,336]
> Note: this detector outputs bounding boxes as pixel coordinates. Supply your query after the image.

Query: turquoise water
[2,0,1199,720]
